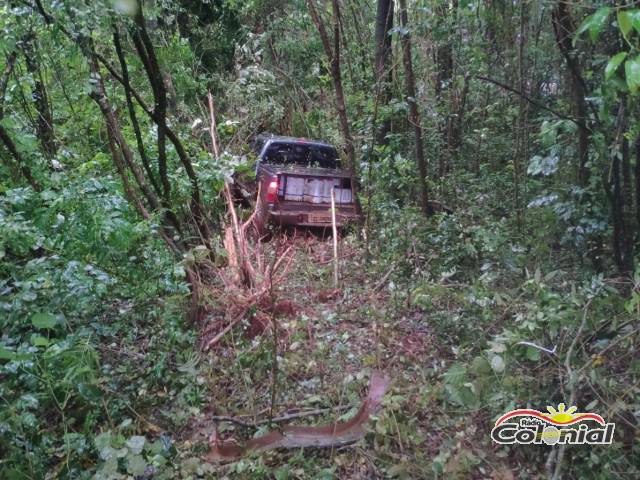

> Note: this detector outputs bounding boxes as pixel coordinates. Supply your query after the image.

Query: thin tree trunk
[635,136,640,237]
[450,75,469,156]
[20,33,57,162]
[87,51,183,254]
[373,0,394,145]
[112,27,182,235]
[0,51,41,191]
[398,0,429,217]
[0,127,41,192]
[130,11,171,203]
[609,100,634,275]
[87,52,161,214]
[112,26,161,196]
[307,0,362,217]
[513,0,528,231]
[435,1,457,177]
[552,1,590,186]
[130,4,212,245]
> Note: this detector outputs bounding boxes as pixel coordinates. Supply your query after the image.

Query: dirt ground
[181,232,513,478]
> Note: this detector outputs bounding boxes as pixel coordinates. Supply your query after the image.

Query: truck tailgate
[277,174,352,204]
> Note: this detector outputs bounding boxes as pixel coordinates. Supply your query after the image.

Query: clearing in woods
[184,230,506,477]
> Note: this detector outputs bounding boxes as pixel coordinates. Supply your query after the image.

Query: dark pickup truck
[250,134,359,232]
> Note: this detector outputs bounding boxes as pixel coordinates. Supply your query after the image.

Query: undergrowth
[3,168,637,479]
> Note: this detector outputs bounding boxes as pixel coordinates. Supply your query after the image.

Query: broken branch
[211,404,356,428]
[206,370,390,461]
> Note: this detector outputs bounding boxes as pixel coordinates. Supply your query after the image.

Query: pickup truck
[250,134,359,233]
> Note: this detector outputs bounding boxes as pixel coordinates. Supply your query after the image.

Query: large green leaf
[575,7,611,43]
[443,363,478,408]
[621,9,640,35]
[126,436,146,455]
[126,453,147,476]
[31,312,57,329]
[78,382,102,401]
[617,10,633,38]
[605,52,627,80]
[625,55,640,94]
[0,347,16,360]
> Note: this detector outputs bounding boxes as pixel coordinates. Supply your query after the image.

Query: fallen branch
[202,307,250,351]
[373,263,397,292]
[516,341,557,356]
[206,370,390,461]
[211,404,356,428]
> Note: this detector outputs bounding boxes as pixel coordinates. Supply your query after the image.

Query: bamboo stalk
[331,187,339,288]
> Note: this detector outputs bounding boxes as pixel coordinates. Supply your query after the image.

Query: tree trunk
[552,2,590,186]
[435,2,456,177]
[112,27,182,235]
[609,100,634,276]
[20,33,57,162]
[398,0,430,217]
[0,51,41,191]
[636,136,640,237]
[112,27,161,196]
[87,51,183,255]
[131,3,212,246]
[373,0,394,145]
[513,0,528,231]
[307,0,362,217]
[450,75,469,156]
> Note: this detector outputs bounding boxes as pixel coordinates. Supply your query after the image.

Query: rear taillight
[266,179,278,203]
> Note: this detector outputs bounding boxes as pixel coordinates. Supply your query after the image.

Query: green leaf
[126,453,147,476]
[0,347,16,360]
[526,347,541,361]
[575,7,611,43]
[126,435,146,455]
[443,363,478,408]
[623,9,640,34]
[605,52,627,80]
[469,356,492,376]
[625,55,640,94]
[78,382,102,401]
[94,431,112,452]
[490,355,505,373]
[0,347,33,361]
[31,312,57,329]
[30,335,50,347]
[617,10,633,38]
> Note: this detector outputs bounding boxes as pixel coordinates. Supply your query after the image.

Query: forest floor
[176,231,515,479]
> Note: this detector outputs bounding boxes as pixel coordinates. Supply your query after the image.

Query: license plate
[309,215,331,224]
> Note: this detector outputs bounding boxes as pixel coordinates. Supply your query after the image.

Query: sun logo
[494,402,606,427]
[543,403,578,424]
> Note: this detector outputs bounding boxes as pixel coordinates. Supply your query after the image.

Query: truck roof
[253,133,335,149]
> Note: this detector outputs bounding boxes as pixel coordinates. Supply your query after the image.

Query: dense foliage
[1,0,638,478]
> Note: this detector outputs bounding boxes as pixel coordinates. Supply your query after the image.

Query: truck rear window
[262,142,340,169]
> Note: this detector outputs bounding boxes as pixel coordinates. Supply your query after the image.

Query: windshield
[262,141,340,169]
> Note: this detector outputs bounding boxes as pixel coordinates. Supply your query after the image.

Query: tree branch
[474,75,589,131]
